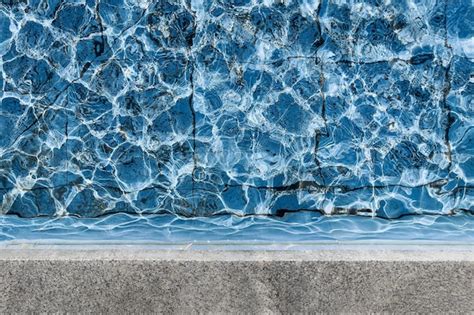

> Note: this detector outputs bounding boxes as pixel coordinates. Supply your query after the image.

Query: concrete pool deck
[0,247,473,313]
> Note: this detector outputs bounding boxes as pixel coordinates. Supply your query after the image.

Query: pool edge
[1,248,473,313]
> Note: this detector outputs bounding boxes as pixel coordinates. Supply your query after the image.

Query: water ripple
[1,213,473,245]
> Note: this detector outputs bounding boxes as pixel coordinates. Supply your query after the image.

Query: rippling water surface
[1,1,473,245]
[2,213,473,245]
[1,0,473,220]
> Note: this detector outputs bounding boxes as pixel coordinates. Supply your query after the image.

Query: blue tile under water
[0,0,473,241]
[1,213,473,244]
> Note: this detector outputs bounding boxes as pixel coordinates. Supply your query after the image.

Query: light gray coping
[2,239,474,250]
[1,247,473,314]
[1,247,474,261]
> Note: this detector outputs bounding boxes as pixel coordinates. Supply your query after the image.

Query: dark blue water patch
[1,213,473,244]
[0,0,473,219]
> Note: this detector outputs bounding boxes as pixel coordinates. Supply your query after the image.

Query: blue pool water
[2,212,473,244]
[0,0,473,242]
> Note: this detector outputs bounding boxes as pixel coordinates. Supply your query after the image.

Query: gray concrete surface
[0,248,473,314]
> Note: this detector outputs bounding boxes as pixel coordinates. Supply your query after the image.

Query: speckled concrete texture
[0,249,473,314]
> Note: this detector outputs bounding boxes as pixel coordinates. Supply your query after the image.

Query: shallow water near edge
[2,212,473,246]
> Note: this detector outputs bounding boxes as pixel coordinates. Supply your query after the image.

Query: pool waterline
[1,212,473,247]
